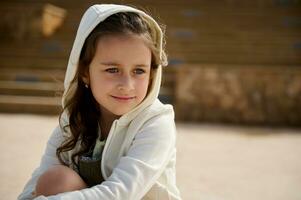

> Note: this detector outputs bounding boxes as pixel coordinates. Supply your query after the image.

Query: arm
[18,126,67,200]
[34,111,176,200]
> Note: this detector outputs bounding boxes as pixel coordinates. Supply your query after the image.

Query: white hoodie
[18,4,181,200]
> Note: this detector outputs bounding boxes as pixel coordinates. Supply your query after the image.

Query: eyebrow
[100,62,150,68]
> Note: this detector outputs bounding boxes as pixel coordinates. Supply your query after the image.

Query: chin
[111,110,129,116]
[113,107,136,116]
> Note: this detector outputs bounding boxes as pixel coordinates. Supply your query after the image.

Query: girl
[18,4,181,200]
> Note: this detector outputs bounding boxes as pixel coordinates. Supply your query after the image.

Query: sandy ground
[0,114,301,200]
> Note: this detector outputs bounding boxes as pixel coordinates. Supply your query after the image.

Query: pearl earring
[85,84,89,88]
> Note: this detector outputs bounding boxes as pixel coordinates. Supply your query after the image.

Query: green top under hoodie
[18,4,181,200]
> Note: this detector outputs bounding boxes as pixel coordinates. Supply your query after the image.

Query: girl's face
[85,34,152,118]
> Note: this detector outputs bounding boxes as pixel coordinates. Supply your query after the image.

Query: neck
[99,108,119,140]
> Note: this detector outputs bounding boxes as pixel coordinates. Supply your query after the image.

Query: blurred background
[0,0,301,200]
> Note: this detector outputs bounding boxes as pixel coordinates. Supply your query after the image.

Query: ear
[81,70,90,85]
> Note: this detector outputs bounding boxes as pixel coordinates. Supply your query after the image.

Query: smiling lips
[111,95,136,102]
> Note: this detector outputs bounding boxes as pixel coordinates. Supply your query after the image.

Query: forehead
[94,34,152,63]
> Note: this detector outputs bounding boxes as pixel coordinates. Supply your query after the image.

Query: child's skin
[33,33,151,197]
[33,165,87,197]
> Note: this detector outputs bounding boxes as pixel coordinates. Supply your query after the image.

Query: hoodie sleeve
[18,126,66,200]
[33,110,176,200]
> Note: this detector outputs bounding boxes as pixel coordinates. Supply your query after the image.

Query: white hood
[62,4,164,124]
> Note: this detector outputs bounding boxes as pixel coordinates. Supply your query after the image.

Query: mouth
[111,95,136,101]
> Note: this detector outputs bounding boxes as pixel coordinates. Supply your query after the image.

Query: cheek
[89,73,112,96]
[137,78,150,96]
[91,78,113,94]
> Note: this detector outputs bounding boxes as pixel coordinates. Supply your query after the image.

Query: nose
[117,74,134,92]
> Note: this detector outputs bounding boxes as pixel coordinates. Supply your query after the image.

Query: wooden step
[0,95,61,114]
[0,68,65,81]
[0,81,63,96]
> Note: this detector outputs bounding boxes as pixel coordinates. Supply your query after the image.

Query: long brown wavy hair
[56,11,167,168]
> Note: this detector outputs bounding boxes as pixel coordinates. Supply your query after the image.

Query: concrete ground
[0,114,300,200]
